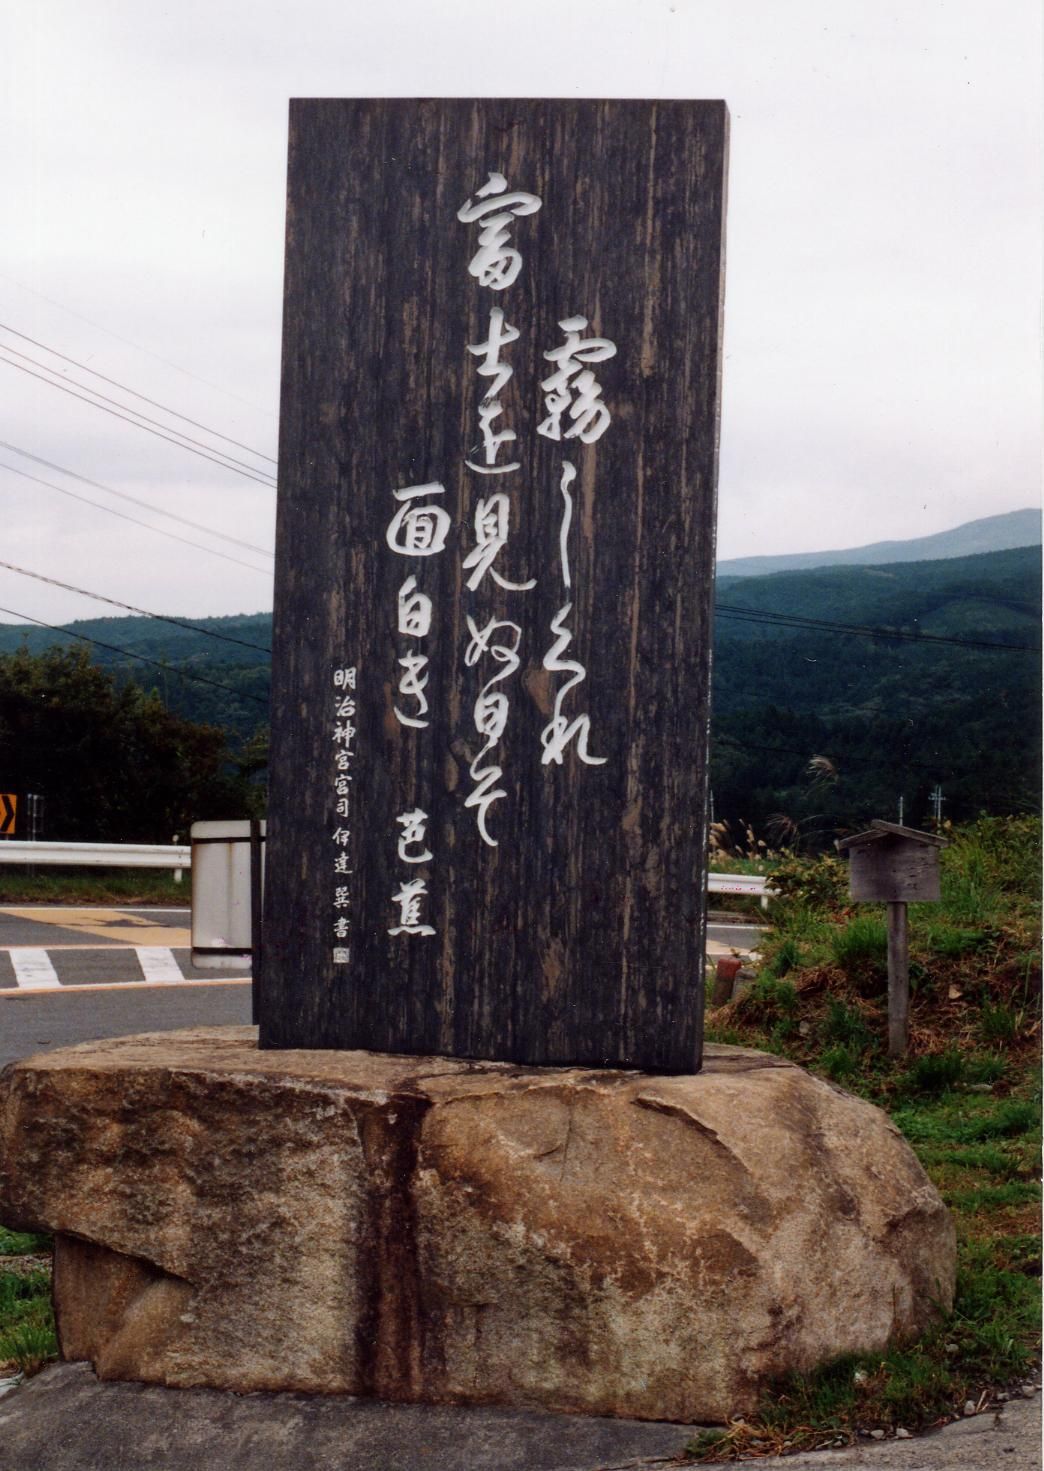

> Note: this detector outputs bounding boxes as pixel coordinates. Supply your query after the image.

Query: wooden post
[887,900,909,1057]
[260,98,728,1070]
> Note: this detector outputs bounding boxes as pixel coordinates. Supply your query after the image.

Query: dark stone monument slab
[260,98,728,1070]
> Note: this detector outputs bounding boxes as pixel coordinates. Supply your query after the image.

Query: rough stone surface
[0,1028,956,1423]
[0,1368,1038,1471]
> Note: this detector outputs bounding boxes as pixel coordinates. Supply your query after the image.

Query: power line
[713,730,947,776]
[0,342,276,483]
[0,321,277,464]
[0,351,278,489]
[715,602,1040,653]
[0,270,272,416]
[0,559,271,654]
[0,441,273,558]
[0,460,272,578]
[0,604,270,709]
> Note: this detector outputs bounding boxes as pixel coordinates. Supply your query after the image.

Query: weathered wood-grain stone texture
[261,99,728,1068]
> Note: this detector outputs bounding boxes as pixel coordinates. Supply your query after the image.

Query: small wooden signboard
[837,821,947,1056]
[259,98,728,1071]
[841,821,944,904]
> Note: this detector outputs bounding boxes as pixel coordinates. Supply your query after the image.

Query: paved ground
[0,906,239,990]
[0,908,760,994]
[0,907,761,1069]
[0,983,253,1069]
[0,1367,1037,1471]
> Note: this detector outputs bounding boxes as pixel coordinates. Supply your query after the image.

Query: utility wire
[0,559,271,654]
[716,602,1040,653]
[0,351,277,489]
[0,270,271,415]
[0,342,276,483]
[0,604,270,709]
[0,461,272,577]
[0,321,276,464]
[714,730,948,776]
[0,439,273,558]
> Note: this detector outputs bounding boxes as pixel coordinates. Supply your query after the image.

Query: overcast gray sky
[2,0,1040,625]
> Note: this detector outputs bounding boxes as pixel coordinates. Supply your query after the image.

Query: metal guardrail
[707,872,776,910]
[707,873,771,896]
[0,841,191,869]
[0,841,774,898]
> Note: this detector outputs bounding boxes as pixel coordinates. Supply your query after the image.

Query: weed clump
[831,915,888,983]
[0,1267,56,1378]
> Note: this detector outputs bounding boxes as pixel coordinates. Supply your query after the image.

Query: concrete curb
[0,1365,1038,1471]
[0,1363,702,1471]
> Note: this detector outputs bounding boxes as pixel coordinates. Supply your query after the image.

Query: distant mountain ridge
[0,542,1037,826]
[717,508,1040,581]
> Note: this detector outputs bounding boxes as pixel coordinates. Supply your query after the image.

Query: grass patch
[946,1181,1041,1214]
[819,1043,862,1082]
[0,869,188,906]
[694,817,1042,1458]
[831,914,887,978]
[0,1230,54,1378]
[821,997,876,1052]
[896,1047,967,1097]
[0,1228,51,1256]
[893,1095,1041,1146]
[922,923,993,958]
[979,1000,1025,1045]
[0,1266,56,1377]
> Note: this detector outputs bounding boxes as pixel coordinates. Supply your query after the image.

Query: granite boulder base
[0,1030,956,1423]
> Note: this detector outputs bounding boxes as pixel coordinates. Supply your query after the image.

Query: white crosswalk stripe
[0,946,249,990]
[9,948,61,990]
[135,947,185,984]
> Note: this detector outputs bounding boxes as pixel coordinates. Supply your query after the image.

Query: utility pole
[929,785,944,828]
[898,795,904,827]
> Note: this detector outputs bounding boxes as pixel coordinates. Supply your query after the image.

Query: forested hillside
[0,544,1038,844]
[0,647,262,841]
[712,546,1041,839]
[0,612,271,744]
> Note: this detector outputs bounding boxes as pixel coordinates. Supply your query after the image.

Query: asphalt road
[0,906,761,1069]
[0,982,253,1070]
[0,905,232,988]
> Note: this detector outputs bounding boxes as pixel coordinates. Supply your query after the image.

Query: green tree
[0,646,259,842]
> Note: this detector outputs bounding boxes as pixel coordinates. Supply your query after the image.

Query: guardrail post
[249,819,263,1024]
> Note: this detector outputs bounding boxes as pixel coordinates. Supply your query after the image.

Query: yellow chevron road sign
[0,793,17,837]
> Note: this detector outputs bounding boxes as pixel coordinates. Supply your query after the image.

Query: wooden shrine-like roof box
[836,821,947,904]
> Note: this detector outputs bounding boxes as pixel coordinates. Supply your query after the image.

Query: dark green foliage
[0,612,271,744]
[0,646,262,841]
[921,924,992,958]
[0,1229,49,1255]
[0,1268,56,1376]
[770,852,849,909]
[819,1043,862,1082]
[830,916,888,977]
[821,998,875,1053]
[743,975,799,1021]
[961,1055,1008,1086]
[765,936,802,977]
[1,546,1039,838]
[893,1096,1041,1146]
[897,1048,966,1096]
[979,1000,1023,1045]
[711,546,1042,836]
